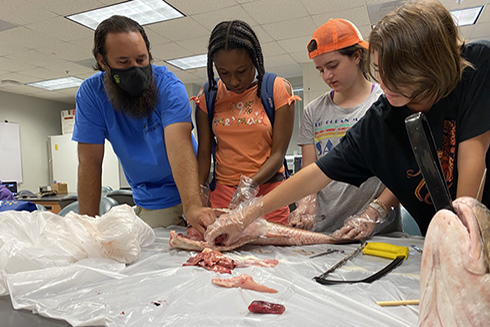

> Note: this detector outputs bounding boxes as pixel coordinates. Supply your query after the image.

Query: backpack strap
[203,80,219,191]
[260,72,291,179]
[204,73,291,191]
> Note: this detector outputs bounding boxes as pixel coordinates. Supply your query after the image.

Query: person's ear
[354,49,362,65]
[97,53,108,71]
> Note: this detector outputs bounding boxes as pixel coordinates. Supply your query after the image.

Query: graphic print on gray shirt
[297,84,400,233]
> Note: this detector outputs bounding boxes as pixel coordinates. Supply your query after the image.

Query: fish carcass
[169,218,340,252]
[419,197,490,327]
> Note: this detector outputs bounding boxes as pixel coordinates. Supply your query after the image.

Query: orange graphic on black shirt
[407,120,456,205]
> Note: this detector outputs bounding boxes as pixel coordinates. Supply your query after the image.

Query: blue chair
[401,206,422,236]
[58,197,119,217]
[101,186,113,197]
[59,194,78,209]
[106,189,135,207]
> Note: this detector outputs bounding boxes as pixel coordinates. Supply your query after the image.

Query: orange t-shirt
[193,77,299,186]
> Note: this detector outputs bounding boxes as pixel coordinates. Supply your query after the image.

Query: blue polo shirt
[73,65,197,209]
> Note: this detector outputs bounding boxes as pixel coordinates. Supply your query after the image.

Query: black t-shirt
[316,40,490,235]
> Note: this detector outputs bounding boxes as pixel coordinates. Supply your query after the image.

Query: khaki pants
[135,203,186,228]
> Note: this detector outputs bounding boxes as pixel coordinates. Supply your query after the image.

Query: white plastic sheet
[0,205,155,295]
[5,223,423,327]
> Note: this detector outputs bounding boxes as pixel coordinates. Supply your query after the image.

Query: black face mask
[109,64,153,97]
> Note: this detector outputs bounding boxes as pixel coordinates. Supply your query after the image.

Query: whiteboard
[0,121,23,183]
[48,134,121,193]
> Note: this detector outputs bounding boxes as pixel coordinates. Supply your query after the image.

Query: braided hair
[207,20,265,97]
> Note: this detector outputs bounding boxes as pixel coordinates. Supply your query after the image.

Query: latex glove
[288,195,317,230]
[200,184,210,207]
[229,175,259,210]
[333,200,389,240]
[183,205,217,236]
[205,197,264,246]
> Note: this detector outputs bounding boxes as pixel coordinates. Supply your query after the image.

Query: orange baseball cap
[307,19,369,59]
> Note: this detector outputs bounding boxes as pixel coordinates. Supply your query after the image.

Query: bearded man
[73,15,215,234]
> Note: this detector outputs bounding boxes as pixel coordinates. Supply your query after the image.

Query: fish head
[453,197,490,273]
[419,197,490,326]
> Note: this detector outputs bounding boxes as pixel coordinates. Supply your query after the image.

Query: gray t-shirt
[297,84,401,233]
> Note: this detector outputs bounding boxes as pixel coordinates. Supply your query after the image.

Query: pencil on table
[376,300,420,307]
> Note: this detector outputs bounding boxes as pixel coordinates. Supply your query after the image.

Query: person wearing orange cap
[204,0,490,245]
[288,19,401,235]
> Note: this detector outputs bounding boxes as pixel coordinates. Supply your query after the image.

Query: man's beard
[104,73,158,119]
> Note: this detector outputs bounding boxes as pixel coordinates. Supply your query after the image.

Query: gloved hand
[205,197,264,246]
[333,199,390,240]
[288,195,317,230]
[200,184,210,207]
[184,205,218,236]
[229,175,259,210]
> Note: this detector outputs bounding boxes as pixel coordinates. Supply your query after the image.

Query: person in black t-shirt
[204,0,490,245]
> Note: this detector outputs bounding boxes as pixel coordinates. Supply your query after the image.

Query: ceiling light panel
[66,0,184,30]
[450,6,483,26]
[166,54,208,70]
[27,77,84,90]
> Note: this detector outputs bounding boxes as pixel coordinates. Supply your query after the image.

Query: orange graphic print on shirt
[213,100,267,128]
[406,120,456,205]
[191,78,300,186]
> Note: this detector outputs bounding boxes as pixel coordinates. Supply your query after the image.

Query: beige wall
[0,90,74,192]
[302,61,331,108]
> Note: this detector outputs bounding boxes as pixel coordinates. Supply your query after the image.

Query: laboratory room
[1,0,489,326]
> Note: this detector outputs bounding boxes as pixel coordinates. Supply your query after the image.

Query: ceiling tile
[152,42,193,61]
[312,6,371,28]
[26,16,93,42]
[470,21,490,39]
[26,0,106,15]
[277,36,311,54]
[264,54,296,68]
[289,51,310,64]
[177,37,209,55]
[300,0,367,15]
[0,0,57,25]
[0,26,61,49]
[241,0,310,24]
[37,42,92,61]
[0,57,37,73]
[268,63,303,79]
[147,17,209,41]
[263,16,317,41]
[166,0,237,15]
[67,37,96,55]
[0,72,34,84]
[0,39,29,56]
[262,41,287,57]
[190,5,257,31]
[17,67,68,81]
[5,50,68,69]
[43,61,94,76]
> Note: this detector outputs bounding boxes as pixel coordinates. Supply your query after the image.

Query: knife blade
[405,112,454,212]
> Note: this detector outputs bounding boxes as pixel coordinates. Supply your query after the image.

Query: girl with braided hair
[192,20,300,225]
[205,0,490,245]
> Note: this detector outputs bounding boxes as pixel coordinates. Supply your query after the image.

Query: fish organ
[419,197,490,327]
[248,300,286,314]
